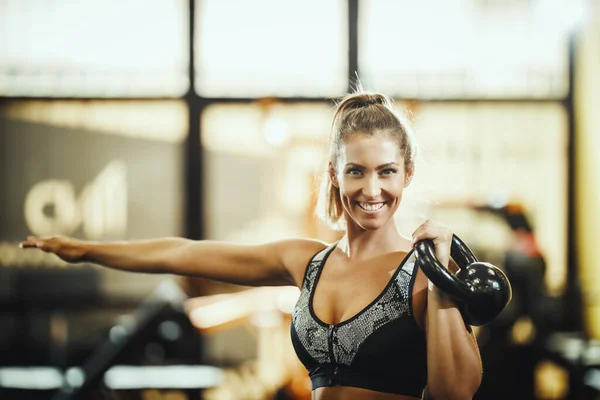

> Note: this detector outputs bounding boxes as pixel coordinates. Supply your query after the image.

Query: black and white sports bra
[290,244,428,397]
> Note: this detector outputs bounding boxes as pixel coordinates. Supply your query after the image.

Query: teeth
[359,202,384,211]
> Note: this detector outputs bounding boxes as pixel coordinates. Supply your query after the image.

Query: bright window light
[196,0,347,97]
[0,367,64,390]
[0,0,188,97]
[0,100,188,143]
[201,102,332,156]
[104,365,223,389]
[359,0,587,98]
[201,102,334,242]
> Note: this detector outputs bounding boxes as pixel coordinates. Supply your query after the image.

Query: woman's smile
[357,201,386,213]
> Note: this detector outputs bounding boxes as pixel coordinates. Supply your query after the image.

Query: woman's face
[332,133,411,231]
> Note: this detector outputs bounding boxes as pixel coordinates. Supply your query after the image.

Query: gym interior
[1,1,599,399]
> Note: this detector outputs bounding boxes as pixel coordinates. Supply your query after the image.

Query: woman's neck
[338,220,411,260]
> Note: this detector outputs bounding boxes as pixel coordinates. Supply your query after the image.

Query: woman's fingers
[19,236,40,248]
[19,235,84,264]
[411,220,453,268]
[19,236,56,251]
[412,220,449,244]
[411,221,428,245]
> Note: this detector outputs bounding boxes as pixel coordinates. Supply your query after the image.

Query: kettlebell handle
[449,234,478,266]
[414,234,512,326]
[413,235,473,300]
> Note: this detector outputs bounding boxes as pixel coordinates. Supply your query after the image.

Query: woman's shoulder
[277,237,332,265]
[274,237,332,287]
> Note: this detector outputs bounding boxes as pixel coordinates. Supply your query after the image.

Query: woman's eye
[347,169,362,175]
[380,169,397,175]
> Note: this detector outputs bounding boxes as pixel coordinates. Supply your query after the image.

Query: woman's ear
[329,161,339,188]
[404,168,413,187]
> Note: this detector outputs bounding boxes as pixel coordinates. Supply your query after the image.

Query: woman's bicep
[164,238,324,287]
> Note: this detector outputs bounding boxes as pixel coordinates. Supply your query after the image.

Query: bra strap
[311,242,337,263]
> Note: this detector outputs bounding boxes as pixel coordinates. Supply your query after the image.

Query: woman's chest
[311,253,408,325]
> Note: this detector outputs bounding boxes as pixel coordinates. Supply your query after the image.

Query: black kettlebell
[414,234,512,326]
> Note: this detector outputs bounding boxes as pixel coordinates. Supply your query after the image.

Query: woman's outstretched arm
[20,236,326,287]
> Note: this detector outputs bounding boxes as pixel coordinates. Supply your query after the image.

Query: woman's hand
[19,235,87,263]
[411,219,453,269]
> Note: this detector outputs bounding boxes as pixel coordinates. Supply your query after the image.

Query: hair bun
[351,97,384,109]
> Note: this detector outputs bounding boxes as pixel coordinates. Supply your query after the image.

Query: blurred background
[0,0,599,399]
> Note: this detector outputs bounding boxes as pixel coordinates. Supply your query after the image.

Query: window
[195,0,347,97]
[201,102,339,242]
[359,0,585,99]
[395,101,567,292]
[0,0,188,97]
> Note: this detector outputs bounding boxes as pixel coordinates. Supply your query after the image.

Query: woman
[20,91,482,400]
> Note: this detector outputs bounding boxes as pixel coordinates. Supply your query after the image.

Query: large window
[201,102,338,244]
[0,0,188,97]
[396,102,567,293]
[195,0,348,97]
[359,0,586,99]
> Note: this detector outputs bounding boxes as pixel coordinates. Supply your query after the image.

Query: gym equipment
[414,234,512,326]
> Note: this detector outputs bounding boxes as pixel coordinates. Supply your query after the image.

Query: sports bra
[290,244,428,397]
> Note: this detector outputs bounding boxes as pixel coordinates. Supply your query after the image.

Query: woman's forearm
[82,237,190,273]
[426,287,482,400]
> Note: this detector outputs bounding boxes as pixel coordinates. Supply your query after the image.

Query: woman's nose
[362,176,381,198]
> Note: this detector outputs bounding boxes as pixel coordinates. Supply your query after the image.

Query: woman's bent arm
[425,287,482,400]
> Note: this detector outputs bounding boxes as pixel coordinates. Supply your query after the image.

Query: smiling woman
[285,90,482,400]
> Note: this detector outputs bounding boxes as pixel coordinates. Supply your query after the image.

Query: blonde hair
[316,90,418,230]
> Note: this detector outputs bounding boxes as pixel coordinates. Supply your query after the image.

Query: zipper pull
[329,324,338,385]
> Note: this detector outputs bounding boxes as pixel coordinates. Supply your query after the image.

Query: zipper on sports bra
[328,324,339,385]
